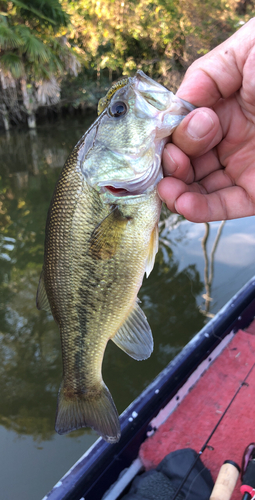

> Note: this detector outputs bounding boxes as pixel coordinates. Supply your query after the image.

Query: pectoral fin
[145,224,159,278]
[36,270,51,313]
[112,299,153,360]
[89,206,129,260]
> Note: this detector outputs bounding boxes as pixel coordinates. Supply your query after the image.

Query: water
[0,117,255,500]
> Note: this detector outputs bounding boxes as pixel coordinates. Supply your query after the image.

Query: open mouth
[100,157,163,198]
[105,185,131,196]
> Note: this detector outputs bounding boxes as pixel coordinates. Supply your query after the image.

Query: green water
[1,117,255,500]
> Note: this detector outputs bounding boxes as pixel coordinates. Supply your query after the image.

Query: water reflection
[0,118,254,499]
[200,221,226,318]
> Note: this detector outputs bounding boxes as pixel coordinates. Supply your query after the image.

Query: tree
[0,0,81,128]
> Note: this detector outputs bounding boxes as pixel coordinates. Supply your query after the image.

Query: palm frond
[17,26,50,63]
[47,52,64,74]
[0,24,22,50]
[46,35,81,76]
[4,0,57,25]
[0,53,24,78]
[36,77,60,105]
[0,15,8,23]
[26,60,51,80]
[6,0,69,27]
[0,67,16,89]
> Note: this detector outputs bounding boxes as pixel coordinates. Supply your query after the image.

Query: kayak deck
[139,322,255,500]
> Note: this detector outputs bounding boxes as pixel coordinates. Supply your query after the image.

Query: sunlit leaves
[63,0,242,94]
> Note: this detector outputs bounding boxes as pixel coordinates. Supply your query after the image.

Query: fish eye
[109,101,127,118]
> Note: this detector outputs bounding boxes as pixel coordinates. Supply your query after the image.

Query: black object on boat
[122,448,214,500]
[241,444,255,500]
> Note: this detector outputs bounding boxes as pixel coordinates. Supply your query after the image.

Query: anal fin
[112,299,153,361]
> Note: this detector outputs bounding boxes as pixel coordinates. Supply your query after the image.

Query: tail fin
[55,380,121,443]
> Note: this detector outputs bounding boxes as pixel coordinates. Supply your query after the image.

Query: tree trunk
[20,78,37,129]
[0,104,10,131]
[27,114,36,129]
[97,64,100,88]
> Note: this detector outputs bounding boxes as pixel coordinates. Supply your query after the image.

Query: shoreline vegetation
[0,0,254,130]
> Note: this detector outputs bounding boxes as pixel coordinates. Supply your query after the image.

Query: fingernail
[157,187,166,203]
[174,201,180,214]
[187,111,214,139]
[164,147,178,174]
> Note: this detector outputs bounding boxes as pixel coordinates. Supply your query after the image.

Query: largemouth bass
[37,71,194,443]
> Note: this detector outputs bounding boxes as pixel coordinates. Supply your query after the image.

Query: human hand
[158,18,255,222]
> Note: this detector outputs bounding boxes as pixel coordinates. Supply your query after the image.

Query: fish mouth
[104,186,132,197]
[99,154,163,198]
[102,184,145,197]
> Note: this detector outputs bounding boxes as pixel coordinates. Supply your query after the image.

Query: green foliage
[1,52,23,77]
[0,1,77,78]
[18,26,51,63]
[0,19,21,48]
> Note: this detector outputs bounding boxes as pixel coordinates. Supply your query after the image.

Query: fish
[36,70,194,443]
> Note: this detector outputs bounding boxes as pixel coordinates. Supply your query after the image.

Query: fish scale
[37,70,194,442]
